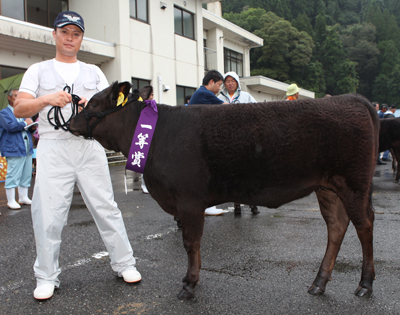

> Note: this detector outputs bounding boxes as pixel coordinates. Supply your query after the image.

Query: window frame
[174,6,195,40]
[224,48,243,77]
[131,77,151,92]
[129,0,148,23]
[0,0,68,28]
[176,85,196,105]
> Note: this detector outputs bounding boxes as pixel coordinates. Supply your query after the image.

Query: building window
[0,0,68,28]
[174,6,194,39]
[204,39,217,72]
[0,65,26,80]
[176,85,196,105]
[224,48,243,77]
[129,0,148,23]
[131,77,151,92]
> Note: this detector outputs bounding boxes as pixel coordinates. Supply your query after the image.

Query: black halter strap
[83,105,124,139]
[47,85,83,132]
[48,86,140,139]
[82,89,142,139]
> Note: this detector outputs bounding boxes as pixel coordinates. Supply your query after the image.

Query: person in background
[184,95,191,106]
[188,70,228,215]
[218,71,256,104]
[138,85,154,194]
[0,88,34,210]
[14,11,140,301]
[374,102,386,165]
[373,102,384,119]
[384,104,396,119]
[188,70,228,106]
[286,84,300,100]
[382,104,397,162]
[218,71,259,215]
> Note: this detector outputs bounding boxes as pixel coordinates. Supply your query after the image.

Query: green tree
[372,74,390,103]
[292,12,314,37]
[340,23,380,98]
[295,61,326,97]
[223,8,266,33]
[377,40,400,77]
[335,60,359,94]
[365,2,386,41]
[388,64,400,104]
[251,12,314,82]
[319,25,359,95]
[313,14,327,60]
[386,15,400,50]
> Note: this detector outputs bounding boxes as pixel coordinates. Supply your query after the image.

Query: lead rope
[47,84,83,132]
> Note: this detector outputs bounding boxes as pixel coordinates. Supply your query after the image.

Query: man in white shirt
[14,11,141,300]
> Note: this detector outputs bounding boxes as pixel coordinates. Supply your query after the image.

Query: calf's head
[70,81,132,151]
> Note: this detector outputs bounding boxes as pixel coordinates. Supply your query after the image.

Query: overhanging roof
[241,76,315,99]
[202,9,263,48]
[0,16,115,65]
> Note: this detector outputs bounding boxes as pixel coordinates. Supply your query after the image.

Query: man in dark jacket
[0,88,34,209]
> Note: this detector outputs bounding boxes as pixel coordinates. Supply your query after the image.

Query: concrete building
[0,0,313,109]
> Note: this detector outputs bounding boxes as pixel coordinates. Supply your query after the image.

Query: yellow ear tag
[117,92,128,106]
[138,96,143,101]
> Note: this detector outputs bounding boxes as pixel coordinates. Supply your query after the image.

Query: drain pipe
[158,75,162,104]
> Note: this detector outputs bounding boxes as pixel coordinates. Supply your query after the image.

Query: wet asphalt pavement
[0,162,400,314]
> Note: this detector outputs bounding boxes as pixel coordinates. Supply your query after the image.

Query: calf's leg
[309,189,350,295]
[390,147,400,182]
[339,189,375,297]
[177,209,205,299]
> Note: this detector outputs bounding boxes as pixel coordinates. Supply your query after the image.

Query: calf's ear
[111,81,132,105]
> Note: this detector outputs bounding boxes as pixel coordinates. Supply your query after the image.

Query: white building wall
[0,0,313,106]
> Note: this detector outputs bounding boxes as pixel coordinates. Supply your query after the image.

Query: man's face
[53,25,83,57]
[375,104,379,111]
[7,90,18,107]
[209,79,223,95]
[224,76,238,94]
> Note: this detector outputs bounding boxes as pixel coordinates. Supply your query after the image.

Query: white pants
[32,138,136,287]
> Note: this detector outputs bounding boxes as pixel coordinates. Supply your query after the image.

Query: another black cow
[379,117,400,181]
[70,82,379,299]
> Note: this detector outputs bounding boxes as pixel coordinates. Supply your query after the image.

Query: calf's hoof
[234,207,241,215]
[177,287,195,299]
[174,216,182,229]
[308,284,325,295]
[250,206,260,214]
[354,286,372,298]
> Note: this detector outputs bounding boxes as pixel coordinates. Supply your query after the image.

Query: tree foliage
[221,0,400,102]
[250,12,314,82]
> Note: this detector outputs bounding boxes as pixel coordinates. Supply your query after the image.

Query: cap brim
[56,22,84,32]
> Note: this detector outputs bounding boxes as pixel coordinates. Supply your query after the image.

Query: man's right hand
[47,91,72,108]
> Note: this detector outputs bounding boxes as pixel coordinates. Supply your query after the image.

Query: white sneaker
[121,268,142,283]
[205,206,223,216]
[33,284,55,300]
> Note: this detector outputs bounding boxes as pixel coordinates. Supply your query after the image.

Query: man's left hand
[78,97,88,112]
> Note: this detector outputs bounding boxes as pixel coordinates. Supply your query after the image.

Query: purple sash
[126,100,158,173]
